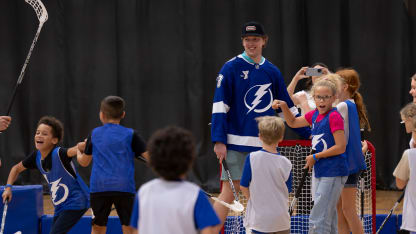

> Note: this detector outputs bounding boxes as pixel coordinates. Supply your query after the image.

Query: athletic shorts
[220,150,248,181]
[344,171,361,188]
[90,192,135,226]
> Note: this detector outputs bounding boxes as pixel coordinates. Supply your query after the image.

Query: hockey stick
[0,200,8,234]
[360,131,366,221]
[376,191,405,234]
[5,0,48,116]
[202,190,244,213]
[289,167,309,216]
[360,175,365,221]
[136,155,243,212]
[221,160,244,212]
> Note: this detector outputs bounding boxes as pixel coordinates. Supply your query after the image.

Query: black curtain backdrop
[0,0,415,192]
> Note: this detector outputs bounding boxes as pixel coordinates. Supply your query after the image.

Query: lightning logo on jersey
[244,83,273,114]
[50,177,69,205]
[312,133,328,151]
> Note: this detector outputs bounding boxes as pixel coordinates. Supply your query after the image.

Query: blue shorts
[344,171,361,188]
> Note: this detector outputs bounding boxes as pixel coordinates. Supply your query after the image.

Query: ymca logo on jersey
[244,83,273,114]
[216,74,224,88]
[240,70,249,79]
[49,177,69,206]
[311,133,328,151]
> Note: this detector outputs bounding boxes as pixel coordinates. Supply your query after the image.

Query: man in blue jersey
[211,21,310,226]
[77,96,148,234]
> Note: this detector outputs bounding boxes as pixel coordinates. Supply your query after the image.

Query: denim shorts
[220,150,248,181]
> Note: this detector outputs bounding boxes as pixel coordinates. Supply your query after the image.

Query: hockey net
[222,140,376,234]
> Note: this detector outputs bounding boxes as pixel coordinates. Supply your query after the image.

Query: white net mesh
[25,0,48,23]
[223,140,375,234]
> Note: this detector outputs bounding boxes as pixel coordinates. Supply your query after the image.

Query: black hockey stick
[360,175,365,221]
[289,148,314,216]
[360,130,366,221]
[289,167,309,216]
[5,0,48,116]
[376,190,405,234]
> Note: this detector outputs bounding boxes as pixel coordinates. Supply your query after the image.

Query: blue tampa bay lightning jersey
[36,147,89,216]
[211,52,311,152]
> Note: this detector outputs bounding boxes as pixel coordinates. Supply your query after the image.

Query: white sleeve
[336,102,348,121]
[336,102,349,141]
[283,158,292,181]
[410,138,414,148]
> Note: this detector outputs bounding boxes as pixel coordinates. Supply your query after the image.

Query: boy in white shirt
[240,116,292,234]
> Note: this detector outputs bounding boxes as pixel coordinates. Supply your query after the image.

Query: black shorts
[90,192,135,226]
[344,171,361,187]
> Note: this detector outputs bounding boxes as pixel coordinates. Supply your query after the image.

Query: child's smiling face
[34,124,58,151]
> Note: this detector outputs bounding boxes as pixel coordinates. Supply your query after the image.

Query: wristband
[313,154,319,161]
[5,184,12,189]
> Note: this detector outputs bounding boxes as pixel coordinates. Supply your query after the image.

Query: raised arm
[287,67,308,97]
[272,100,309,128]
[2,162,27,203]
[66,145,79,157]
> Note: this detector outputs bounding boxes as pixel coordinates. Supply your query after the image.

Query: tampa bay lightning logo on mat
[244,83,273,114]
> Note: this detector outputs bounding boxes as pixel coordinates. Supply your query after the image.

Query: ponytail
[353,92,371,132]
[336,68,371,132]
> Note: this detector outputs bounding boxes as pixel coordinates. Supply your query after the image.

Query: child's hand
[361,140,368,154]
[304,155,316,171]
[2,189,12,203]
[77,142,86,153]
[272,100,287,110]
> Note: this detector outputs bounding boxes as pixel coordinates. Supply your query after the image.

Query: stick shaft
[0,201,8,234]
[376,191,405,234]
[222,160,239,202]
[5,23,44,116]
[360,177,364,220]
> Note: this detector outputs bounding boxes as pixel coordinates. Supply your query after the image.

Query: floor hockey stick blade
[210,197,244,212]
